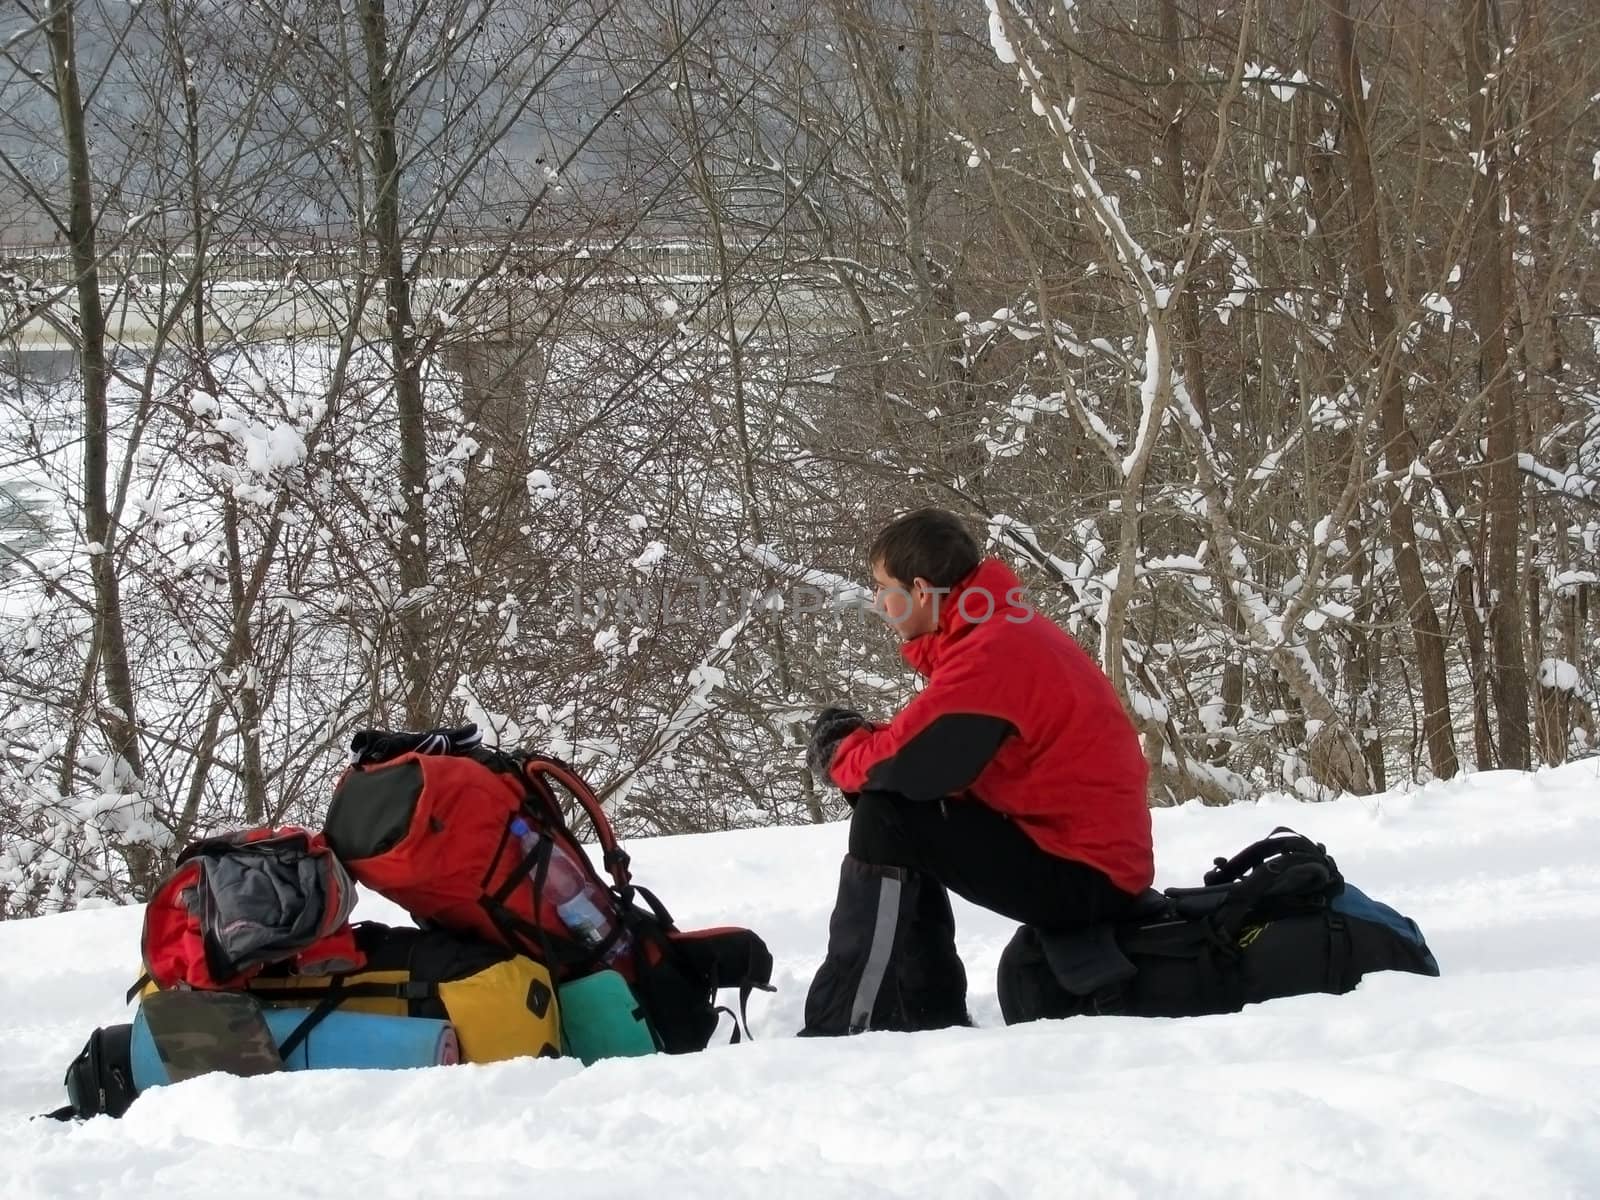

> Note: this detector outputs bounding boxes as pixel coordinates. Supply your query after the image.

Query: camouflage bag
[134,991,284,1084]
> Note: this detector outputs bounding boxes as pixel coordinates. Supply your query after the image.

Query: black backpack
[998,828,1439,1024]
[46,1024,137,1121]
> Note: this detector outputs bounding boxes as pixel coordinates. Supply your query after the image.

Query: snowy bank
[4,760,1600,1198]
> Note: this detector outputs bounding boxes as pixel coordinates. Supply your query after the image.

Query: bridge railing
[1,237,903,288]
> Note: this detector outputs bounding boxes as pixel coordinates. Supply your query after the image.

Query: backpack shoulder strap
[1208,852,1342,945]
[517,753,634,891]
[1203,827,1335,887]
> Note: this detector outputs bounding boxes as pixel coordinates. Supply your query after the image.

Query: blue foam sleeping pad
[130,1002,458,1090]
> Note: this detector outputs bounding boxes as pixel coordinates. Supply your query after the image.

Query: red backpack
[322,726,773,1053]
[140,828,363,991]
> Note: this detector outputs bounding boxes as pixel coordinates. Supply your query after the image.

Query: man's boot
[799,855,969,1036]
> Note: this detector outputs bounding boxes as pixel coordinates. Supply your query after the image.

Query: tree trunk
[1460,0,1531,767]
[47,3,147,779]
[1456,560,1496,769]
[1159,0,1211,435]
[1330,0,1459,780]
[222,496,268,824]
[1159,0,1239,765]
[1347,510,1386,792]
[360,0,433,725]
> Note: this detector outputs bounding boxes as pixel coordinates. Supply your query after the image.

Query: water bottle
[510,818,631,967]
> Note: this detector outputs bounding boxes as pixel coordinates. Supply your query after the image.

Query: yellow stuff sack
[144,922,561,1063]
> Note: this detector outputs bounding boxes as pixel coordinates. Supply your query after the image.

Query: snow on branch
[1536,658,1594,700]
[1157,748,1253,805]
[738,541,874,609]
[981,0,1251,484]
[981,0,1166,486]
[983,0,1162,316]
[600,598,771,813]
[985,513,1107,614]
[1519,453,1598,504]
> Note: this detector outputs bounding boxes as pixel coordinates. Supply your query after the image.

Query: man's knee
[848,790,915,865]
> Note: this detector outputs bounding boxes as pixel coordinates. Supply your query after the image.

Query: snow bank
[5,760,1600,1197]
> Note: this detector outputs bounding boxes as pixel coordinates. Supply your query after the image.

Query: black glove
[806,705,869,784]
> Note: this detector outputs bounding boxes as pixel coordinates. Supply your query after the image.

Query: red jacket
[829,558,1154,894]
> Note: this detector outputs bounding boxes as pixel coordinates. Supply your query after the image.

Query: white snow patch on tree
[632,541,669,573]
[1537,658,1583,692]
[526,469,559,502]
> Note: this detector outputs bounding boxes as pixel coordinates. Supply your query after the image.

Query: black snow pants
[800,790,1137,1036]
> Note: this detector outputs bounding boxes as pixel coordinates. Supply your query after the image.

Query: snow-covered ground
[4,760,1600,1198]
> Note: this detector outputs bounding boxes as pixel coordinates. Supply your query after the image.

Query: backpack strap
[275,980,346,1062]
[125,972,151,1004]
[518,754,634,892]
[1209,853,1341,946]
[714,986,771,1044]
[268,969,428,1063]
[1037,924,1139,998]
[480,827,622,976]
[736,984,757,1041]
[483,825,562,966]
[1203,827,1336,887]
[246,980,438,1004]
[1325,908,1355,993]
[632,883,676,929]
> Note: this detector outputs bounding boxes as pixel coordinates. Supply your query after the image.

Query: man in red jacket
[801,508,1154,1036]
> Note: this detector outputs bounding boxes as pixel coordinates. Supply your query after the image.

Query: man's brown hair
[869,507,981,588]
